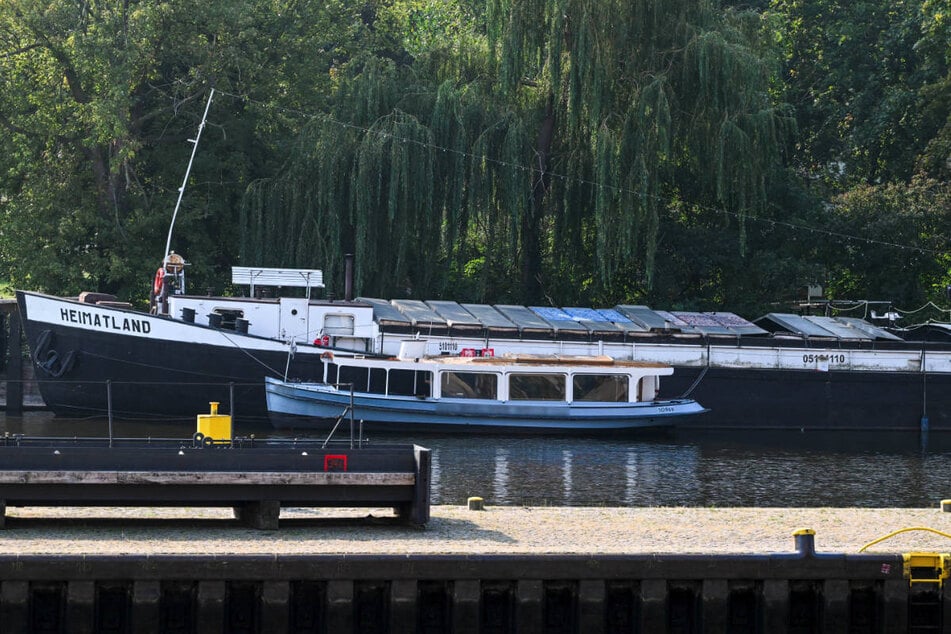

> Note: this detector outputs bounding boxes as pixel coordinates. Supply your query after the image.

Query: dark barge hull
[661,365,951,431]
[16,292,328,422]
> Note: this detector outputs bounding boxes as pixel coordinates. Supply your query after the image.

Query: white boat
[265,342,707,432]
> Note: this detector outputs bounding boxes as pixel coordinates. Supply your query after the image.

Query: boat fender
[153,267,166,296]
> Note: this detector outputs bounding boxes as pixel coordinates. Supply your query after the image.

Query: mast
[163,88,215,264]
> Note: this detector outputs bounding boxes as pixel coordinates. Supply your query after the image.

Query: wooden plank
[0,471,415,486]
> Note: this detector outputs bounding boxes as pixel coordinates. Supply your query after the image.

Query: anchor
[32,330,77,378]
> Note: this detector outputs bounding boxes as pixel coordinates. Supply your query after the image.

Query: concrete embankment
[0,505,949,632]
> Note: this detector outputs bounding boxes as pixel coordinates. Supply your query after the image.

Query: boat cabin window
[573,374,628,402]
[441,371,498,400]
[334,364,386,394]
[509,373,566,401]
[324,314,355,336]
[388,369,433,397]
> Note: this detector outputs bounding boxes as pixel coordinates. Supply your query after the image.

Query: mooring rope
[679,364,709,398]
[859,527,951,552]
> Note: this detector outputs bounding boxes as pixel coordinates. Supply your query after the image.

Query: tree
[820,180,951,307]
[240,0,792,304]
[771,0,950,187]
[0,0,358,300]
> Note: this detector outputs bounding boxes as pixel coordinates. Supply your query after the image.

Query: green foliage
[771,0,950,187]
[822,179,951,306]
[240,0,791,303]
[0,0,948,319]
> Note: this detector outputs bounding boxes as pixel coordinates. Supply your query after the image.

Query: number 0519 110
[802,353,845,364]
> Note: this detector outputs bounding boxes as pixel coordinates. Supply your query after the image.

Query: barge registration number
[802,353,846,364]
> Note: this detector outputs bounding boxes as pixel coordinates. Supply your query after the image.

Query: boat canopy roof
[356,297,411,328]
[426,300,483,331]
[835,317,904,341]
[754,313,901,341]
[529,306,590,335]
[355,295,924,342]
[494,305,555,337]
[460,303,518,333]
[390,300,447,332]
[360,297,776,339]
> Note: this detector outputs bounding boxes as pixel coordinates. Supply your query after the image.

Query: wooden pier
[0,436,431,529]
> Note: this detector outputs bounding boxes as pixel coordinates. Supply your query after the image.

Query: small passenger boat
[265,342,707,432]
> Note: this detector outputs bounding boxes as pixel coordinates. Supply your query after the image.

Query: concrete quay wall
[0,550,938,634]
[1,505,950,632]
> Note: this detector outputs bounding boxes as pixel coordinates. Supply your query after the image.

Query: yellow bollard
[196,402,232,444]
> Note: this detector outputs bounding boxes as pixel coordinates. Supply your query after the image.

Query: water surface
[1,412,947,508]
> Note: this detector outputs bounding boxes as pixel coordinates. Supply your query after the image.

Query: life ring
[153,267,166,296]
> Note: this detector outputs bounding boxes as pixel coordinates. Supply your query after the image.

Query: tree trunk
[523,93,556,302]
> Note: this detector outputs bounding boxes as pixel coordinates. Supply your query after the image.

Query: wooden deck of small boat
[406,354,669,368]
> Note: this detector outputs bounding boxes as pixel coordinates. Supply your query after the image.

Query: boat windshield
[509,373,566,401]
[573,374,629,402]
[441,371,498,399]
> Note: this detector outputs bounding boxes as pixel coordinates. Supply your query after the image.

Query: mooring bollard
[793,528,816,557]
[467,496,485,511]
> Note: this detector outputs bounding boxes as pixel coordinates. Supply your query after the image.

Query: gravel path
[2,505,951,556]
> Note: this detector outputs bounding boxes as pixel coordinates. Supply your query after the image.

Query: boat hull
[660,365,949,431]
[265,377,705,433]
[16,291,327,421]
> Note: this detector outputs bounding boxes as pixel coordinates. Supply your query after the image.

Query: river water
[1,412,948,508]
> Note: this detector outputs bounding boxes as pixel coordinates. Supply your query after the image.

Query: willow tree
[486,0,792,300]
[239,0,790,303]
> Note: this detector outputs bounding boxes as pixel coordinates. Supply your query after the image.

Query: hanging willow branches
[238,0,790,303]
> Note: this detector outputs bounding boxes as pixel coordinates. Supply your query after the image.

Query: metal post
[229,382,235,425]
[6,312,23,415]
[107,380,114,447]
[921,348,929,434]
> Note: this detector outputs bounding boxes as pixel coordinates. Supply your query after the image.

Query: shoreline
[1,505,949,556]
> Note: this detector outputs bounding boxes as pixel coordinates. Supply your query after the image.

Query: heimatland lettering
[60,308,151,334]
